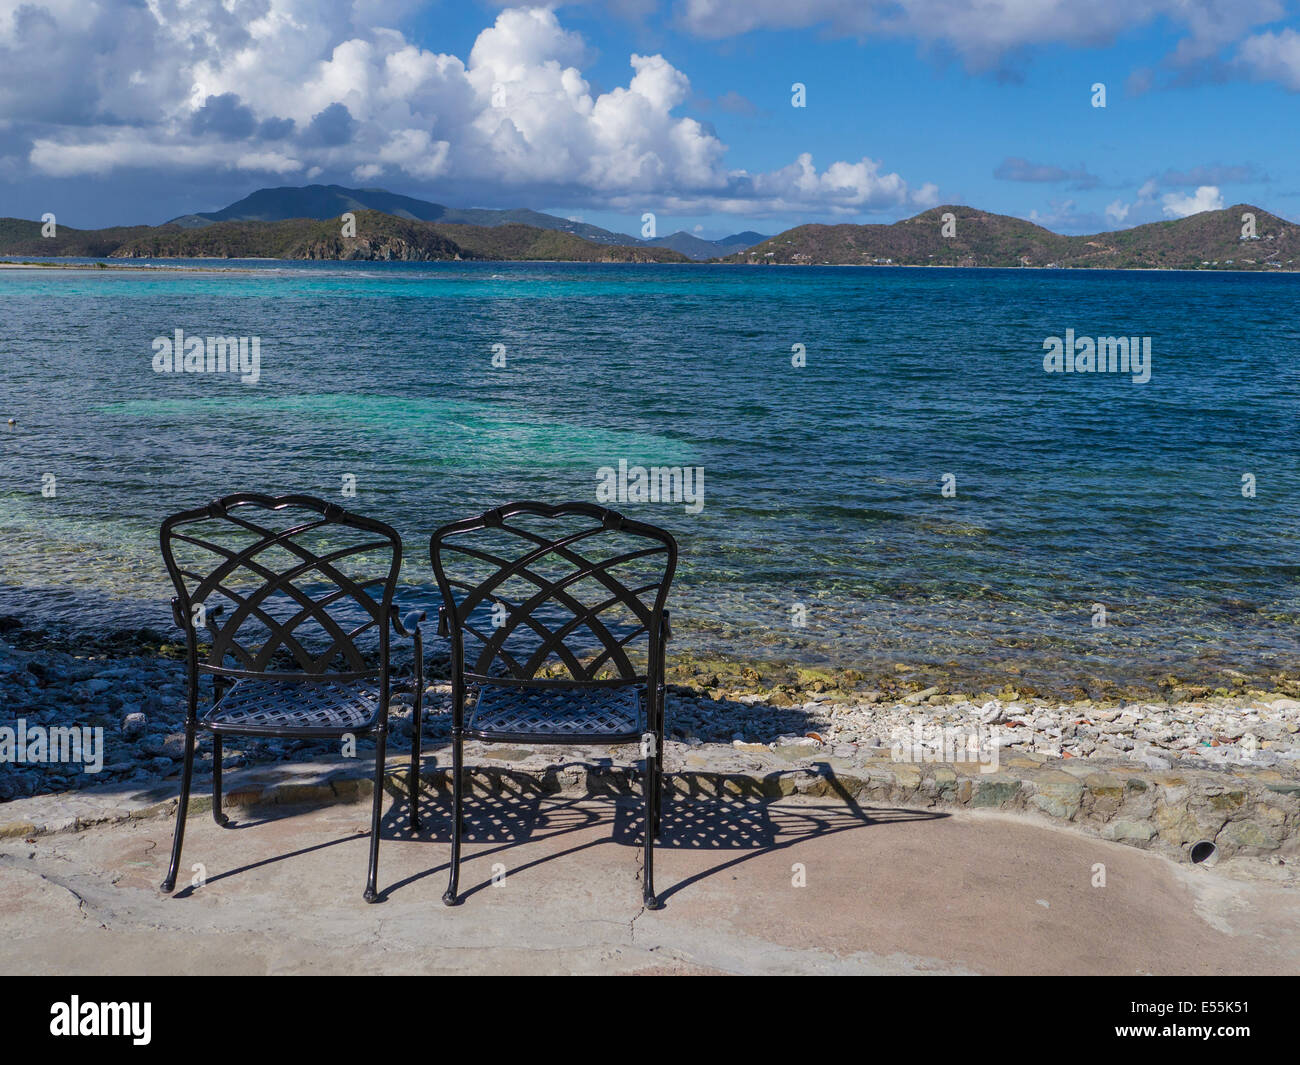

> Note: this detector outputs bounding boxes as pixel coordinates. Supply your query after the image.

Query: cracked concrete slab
[0,794,1297,975]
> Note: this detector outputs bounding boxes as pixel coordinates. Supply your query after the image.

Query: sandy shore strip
[0,259,266,273]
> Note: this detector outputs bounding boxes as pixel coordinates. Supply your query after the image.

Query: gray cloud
[717,90,761,115]
[303,103,357,147]
[190,94,258,139]
[675,0,1288,80]
[1160,163,1267,185]
[994,157,1100,190]
[257,116,297,140]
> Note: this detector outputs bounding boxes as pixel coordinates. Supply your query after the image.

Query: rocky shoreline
[1,622,1297,803]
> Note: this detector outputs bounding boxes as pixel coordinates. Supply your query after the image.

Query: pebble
[2,634,1298,804]
[0,635,418,801]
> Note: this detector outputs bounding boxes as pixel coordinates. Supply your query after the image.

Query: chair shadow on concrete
[616,763,948,906]
[168,829,363,898]
[165,762,604,901]
[377,765,610,902]
[374,759,948,906]
[164,756,948,905]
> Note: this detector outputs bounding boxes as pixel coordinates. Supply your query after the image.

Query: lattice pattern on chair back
[431,502,676,685]
[161,493,402,679]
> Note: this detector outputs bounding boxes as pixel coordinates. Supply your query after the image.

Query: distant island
[724,205,1299,271]
[0,211,690,264]
[0,210,691,264]
[1,183,1296,270]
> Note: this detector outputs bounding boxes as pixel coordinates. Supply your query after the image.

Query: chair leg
[212,733,229,827]
[653,761,664,840]
[409,693,422,831]
[443,729,463,905]
[652,725,665,839]
[363,725,388,903]
[642,749,660,910]
[160,723,196,892]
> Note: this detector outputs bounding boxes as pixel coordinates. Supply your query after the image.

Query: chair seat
[468,683,647,742]
[202,677,381,735]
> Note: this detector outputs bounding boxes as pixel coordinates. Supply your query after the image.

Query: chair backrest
[430,501,676,688]
[160,493,402,681]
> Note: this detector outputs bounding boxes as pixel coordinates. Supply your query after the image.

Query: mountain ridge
[723,203,1299,270]
[166,183,768,259]
[0,210,689,262]
[2,201,1297,269]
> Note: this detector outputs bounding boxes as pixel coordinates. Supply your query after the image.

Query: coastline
[0,260,264,274]
[3,257,1299,275]
[3,621,1296,809]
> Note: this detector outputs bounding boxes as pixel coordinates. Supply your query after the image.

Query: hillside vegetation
[0,210,689,262]
[5,203,1298,269]
[724,205,1300,270]
[0,218,155,257]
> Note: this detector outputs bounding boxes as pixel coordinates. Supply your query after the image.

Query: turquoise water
[1,260,1298,694]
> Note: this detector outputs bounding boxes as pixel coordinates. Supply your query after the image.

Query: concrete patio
[2,787,1298,975]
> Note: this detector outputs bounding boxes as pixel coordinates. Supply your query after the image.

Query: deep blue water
[1,259,1298,694]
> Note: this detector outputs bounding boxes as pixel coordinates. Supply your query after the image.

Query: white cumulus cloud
[2,2,933,217]
[1235,28,1300,90]
[1161,185,1225,217]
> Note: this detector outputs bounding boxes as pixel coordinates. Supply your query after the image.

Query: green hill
[0,210,690,262]
[166,182,641,245]
[0,218,155,257]
[426,222,688,262]
[6,202,1297,269]
[723,204,1300,269]
[108,212,465,260]
[645,229,769,259]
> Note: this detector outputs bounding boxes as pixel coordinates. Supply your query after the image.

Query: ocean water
[1,259,1298,696]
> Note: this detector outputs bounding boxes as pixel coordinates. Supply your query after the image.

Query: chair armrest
[390,607,425,716]
[390,605,427,638]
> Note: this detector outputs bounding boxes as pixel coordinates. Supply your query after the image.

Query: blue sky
[1,1,1297,238]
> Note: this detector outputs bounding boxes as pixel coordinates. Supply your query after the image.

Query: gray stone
[1217,820,1282,851]
[1104,820,1156,842]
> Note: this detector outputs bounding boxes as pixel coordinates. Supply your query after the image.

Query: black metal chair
[429,501,676,908]
[158,493,424,902]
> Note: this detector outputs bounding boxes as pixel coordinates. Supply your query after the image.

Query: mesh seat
[468,682,646,741]
[203,676,381,734]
